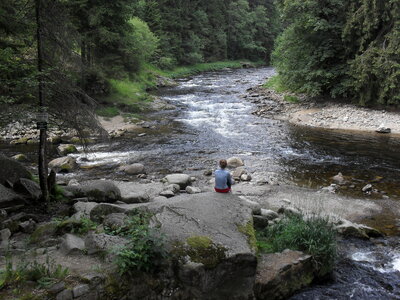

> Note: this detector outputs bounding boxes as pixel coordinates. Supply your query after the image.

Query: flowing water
[1,67,400,298]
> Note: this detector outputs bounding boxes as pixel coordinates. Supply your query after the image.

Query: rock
[73,284,90,298]
[10,137,29,145]
[164,174,191,189]
[260,209,279,220]
[57,144,78,156]
[121,192,150,204]
[90,203,127,223]
[164,184,181,194]
[227,157,244,168]
[66,180,121,203]
[376,125,391,133]
[0,184,25,209]
[186,186,201,194]
[253,215,270,229]
[277,206,301,217]
[19,219,36,233]
[332,172,346,185]
[85,232,129,255]
[362,184,373,193]
[72,202,98,219]
[148,192,256,299]
[13,178,42,201]
[56,289,73,300]
[240,174,252,182]
[60,234,85,255]
[68,179,80,186]
[29,222,58,246]
[321,184,338,193]
[49,156,77,173]
[0,228,11,250]
[232,167,246,180]
[48,282,66,294]
[159,190,175,198]
[334,219,383,239]
[0,154,31,186]
[49,136,62,144]
[240,197,261,215]
[119,163,145,175]
[12,154,27,162]
[80,273,106,287]
[153,196,168,202]
[254,250,315,300]
[103,213,128,231]
[0,209,7,223]
[203,170,213,176]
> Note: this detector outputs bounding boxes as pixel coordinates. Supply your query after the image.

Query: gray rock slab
[13,178,42,201]
[0,154,31,186]
[115,181,164,201]
[163,174,191,189]
[66,180,121,203]
[0,184,25,209]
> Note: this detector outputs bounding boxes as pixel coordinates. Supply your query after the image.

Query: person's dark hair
[219,159,227,169]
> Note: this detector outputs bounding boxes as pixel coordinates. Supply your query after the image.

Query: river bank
[246,85,400,136]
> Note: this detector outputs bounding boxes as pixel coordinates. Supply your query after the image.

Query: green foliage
[0,255,69,290]
[284,95,299,103]
[111,210,165,274]
[96,107,120,118]
[50,185,66,202]
[238,221,257,250]
[263,75,290,93]
[273,0,400,106]
[257,214,337,274]
[55,217,98,235]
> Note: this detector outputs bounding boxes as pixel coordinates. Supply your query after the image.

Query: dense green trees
[272,0,400,106]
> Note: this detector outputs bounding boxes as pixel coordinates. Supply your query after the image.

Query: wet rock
[85,232,128,255]
[186,186,201,194]
[57,144,78,156]
[332,172,346,185]
[376,125,391,133]
[362,184,373,193]
[13,178,42,201]
[254,250,315,300]
[60,233,85,255]
[163,174,191,189]
[227,157,244,168]
[103,213,128,231]
[160,190,175,198]
[19,219,36,233]
[0,184,25,210]
[0,228,11,250]
[260,209,279,220]
[0,154,31,186]
[49,156,77,173]
[66,180,121,203]
[119,163,145,175]
[12,154,27,162]
[90,203,127,223]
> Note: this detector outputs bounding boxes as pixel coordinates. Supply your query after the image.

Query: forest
[0,0,399,125]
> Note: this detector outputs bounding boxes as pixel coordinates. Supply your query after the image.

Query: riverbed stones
[159,190,175,198]
[11,154,27,162]
[121,191,150,203]
[260,209,279,220]
[232,167,246,180]
[362,184,373,193]
[119,163,145,175]
[239,197,261,215]
[49,156,77,173]
[376,125,391,133]
[163,174,191,188]
[254,250,315,300]
[227,157,244,168]
[332,172,346,185]
[0,154,31,186]
[66,180,121,203]
[334,219,383,239]
[163,184,180,194]
[13,178,42,201]
[57,144,78,156]
[186,186,201,194]
[241,174,252,182]
[60,234,85,255]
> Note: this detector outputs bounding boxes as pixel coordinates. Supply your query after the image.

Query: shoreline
[246,85,400,137]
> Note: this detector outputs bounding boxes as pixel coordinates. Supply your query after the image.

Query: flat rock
[121,192,150,204]
[119,163,145,175]
[255,250,315,300]
[66,180,121,203]
[163,174,191,189]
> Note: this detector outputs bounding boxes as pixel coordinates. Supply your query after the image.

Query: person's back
[214,159,232,193]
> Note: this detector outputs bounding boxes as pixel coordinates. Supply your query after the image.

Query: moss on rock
[238,220,257,251]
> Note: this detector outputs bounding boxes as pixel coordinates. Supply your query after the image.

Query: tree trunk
[36,0,49,204]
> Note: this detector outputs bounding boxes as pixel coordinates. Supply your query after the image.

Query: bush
[111,210,165,275]
[256,214,337,275]
[96,106,120,118]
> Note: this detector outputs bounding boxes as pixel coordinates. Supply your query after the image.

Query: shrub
[96,106,120,118]
[257,214,337,275]
[283,95,299,103]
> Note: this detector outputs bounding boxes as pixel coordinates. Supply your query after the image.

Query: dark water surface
[1,67,400,299]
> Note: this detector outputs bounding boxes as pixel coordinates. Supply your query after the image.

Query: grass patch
[256,214,337,276]
[264,75,291,93]
[284,95,300,103]
[96,106,120,118]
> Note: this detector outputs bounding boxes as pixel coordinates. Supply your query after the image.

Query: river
[1,67,400,298]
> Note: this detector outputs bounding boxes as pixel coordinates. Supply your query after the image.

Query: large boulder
[0,184,25,209]
[13,178,42,201]
[334,219,383,239]
[0,154,31,186]
[48,156,77,173]
[71,201,98,220]
[146,192,257,299]
[57,144,78,156]
[66,180,121,203]
[119,163,145,175]
[227,157,244,168]
[163,174,191,189]
[254,250,315,300]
